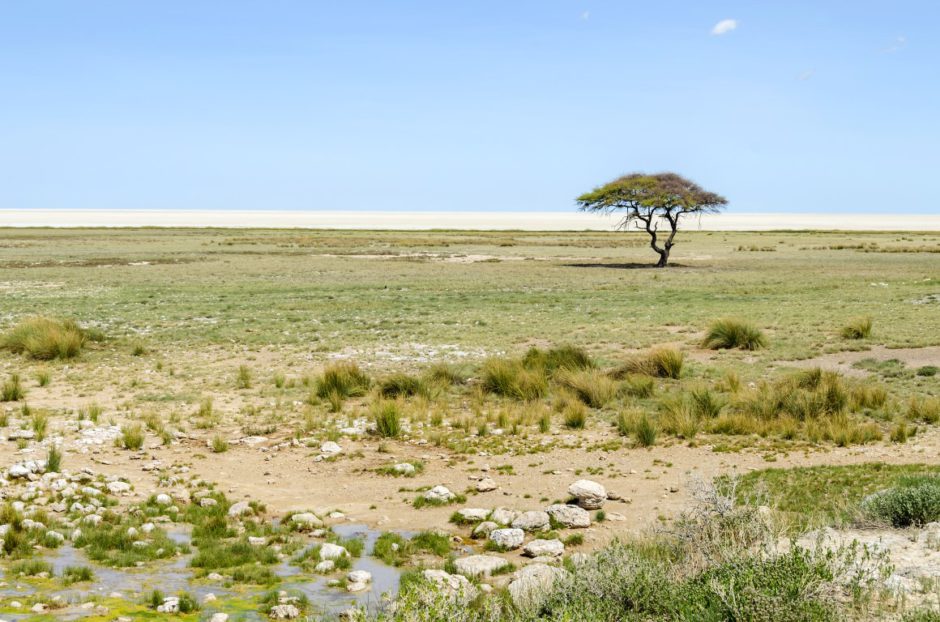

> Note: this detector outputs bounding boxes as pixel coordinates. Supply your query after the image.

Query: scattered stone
[508,563,568,609]
[319,542,348,560]
[472,521,498,538]
[545,504,591,528]
[456,508,490,522]
[423,485,455,503]
[523,539,564,558]
[393,463,415,475]
[422,569,479,603]
[269,604,300,619]
[227,501,252,517]
[476,477,497,492]
[320,441,342,456]
[568,480,606,510]
[453,554,510,578]
[106,481,131,495]
[512,510,550,532]
[346,569,372,592]
[489,507,517,526]
[489,528,524,550]
[290,512,323,529]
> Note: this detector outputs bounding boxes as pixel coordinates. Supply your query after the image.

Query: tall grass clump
[702,318,767,350]
[861,476,940,527]
[379,373,429,399]
[521,345,594,373]
[118,423,145,450]
[1,374,24,402]
[907,396,940,424]
[616,409,658,447]
[314,362,370,401]
[555,369,618,408]
[613,347,684,379]
[1,316,95,360]
[423,362,468,386]
[840,316,872,340]
[372,400,402,438]
[235,364,252,389]
[481,358,547,401]
[46,445,62,472]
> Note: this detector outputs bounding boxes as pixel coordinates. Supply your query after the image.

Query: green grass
[372,400,402,438]
[732,463,940,531]
[861,476,940,527]
[373,531,451,566]
[118,423,145,450]
[379,373,430,398]
[613,346,684,379]
[61,565,94,585]
[314,362,371,400]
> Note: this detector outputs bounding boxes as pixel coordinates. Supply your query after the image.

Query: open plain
[0,227,938,621]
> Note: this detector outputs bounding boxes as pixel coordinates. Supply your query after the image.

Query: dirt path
[782,345,940,377]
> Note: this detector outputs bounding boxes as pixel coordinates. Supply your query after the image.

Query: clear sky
[1,1,938,213]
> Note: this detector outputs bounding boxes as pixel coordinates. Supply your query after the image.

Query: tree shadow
[562,262,693,270]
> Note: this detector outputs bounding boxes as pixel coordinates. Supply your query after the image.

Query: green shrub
[210,435,228,453]
[1,316,95,360]
[562,401,587,429]
[702,318,767,350]
[840,316,872,339]
[373,400,402,438]
[1,373,24,402]
[689,387,724,419]
[635,413,658,447]
[916,365,938,377]
[902,610,940,622]
[861,477,940,527]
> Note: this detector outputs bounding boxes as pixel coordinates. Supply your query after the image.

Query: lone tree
[576,172,727,267]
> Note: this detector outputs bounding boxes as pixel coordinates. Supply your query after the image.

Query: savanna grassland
[0,227,938,621]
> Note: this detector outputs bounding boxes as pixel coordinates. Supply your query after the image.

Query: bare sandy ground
[2,209,939,231]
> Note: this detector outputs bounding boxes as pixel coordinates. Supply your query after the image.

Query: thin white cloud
[580,10,590,21]
[882,35,907,53]
[798,70,815,81]
[711,19,737,36]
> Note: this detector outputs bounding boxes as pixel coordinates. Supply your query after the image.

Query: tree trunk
[655,247,669,267]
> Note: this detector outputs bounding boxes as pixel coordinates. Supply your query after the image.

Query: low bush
[521,345,594,373]
[861,476,940,527]
[907,396,940,424]
[118,423,145,450]
[702,318,767,350]
[481,358,548,401]
[379,373,429,398]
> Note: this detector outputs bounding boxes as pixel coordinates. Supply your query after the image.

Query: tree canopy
[577,172,727,267]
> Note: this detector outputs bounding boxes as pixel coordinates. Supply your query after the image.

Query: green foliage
[1,316,95,360]
[423,362,469,385]
[1,373,24,402]
[702,318,767,350]
[374,531,451,566]
[210,434,229,453]
[119,423,145,450]
[916,365,938,377]
[314,361,371,400]
[10,558,54,576]
[908,396,940,424]
[61,565,94,585]
[46,444,62,472]
[562,400,587,429]
[861,476,940,527]
[840,316,873,339]
[76,518,182,567]
[902,610,940,622]
[372,400,402,438]
[36,368,51,387]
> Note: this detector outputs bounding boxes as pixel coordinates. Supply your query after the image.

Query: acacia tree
[577,172,727,267]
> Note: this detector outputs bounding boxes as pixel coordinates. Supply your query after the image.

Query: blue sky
[1,1,937,213]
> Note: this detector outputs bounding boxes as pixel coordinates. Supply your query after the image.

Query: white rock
[546,504,591,528]
[512,510,550,532]
[314,560,335,573]
[508,563,568,609]
[423,485,455,503]
[227,501,252,517]
[489,507,517,526]
[489,528,524,550]
[320,441,342,456]
[393,463,415,475]
[319,542,348,560]
[107,481,131,495]
[568,480,606,510]
[422,569,479,603]
[523,539,564,557]
[472,521,498,538]
[456,508,490,522]
[210,614,229,622]
[453,554,510,578]
[269,604,300,619]
[290,512,323,529]
[476,478,497,492]
[347,570,372,584]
